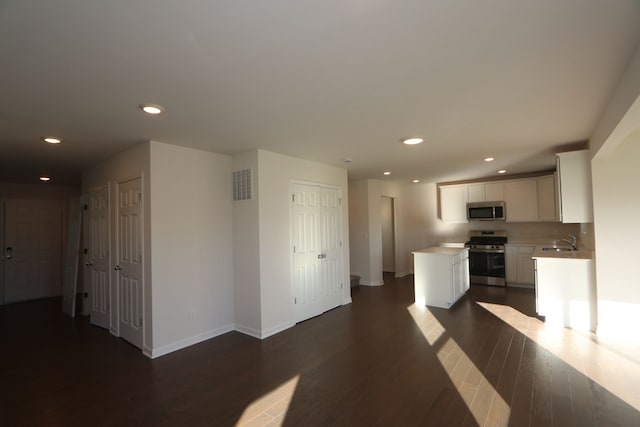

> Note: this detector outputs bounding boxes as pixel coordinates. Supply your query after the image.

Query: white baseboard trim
[143,346,153,358]
[148,324,234,359]
[235,321,295,339]
[359,280,384,286]
[394,271,410,278]
[234,324,262,339]
[260,321,295,339]
[342,297,353,305]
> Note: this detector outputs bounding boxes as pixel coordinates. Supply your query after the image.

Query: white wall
[588,42,640,342]
[368,180,403,283]
[231,151,262,336]
[592,130,640,338]
[82,142,152,346]
[0,182,79,199]
[257,150,351,337]
[348,179,370,282]
[348,179,404,285]
[590,43,640,156]
[149,142,234,357]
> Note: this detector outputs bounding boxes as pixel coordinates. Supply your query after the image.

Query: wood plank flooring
[2,274,640,426]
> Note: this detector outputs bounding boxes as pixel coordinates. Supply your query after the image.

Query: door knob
[114,265,122,271]
[86,261,94,267]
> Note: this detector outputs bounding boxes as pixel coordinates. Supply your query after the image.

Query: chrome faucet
[560,234,577,250]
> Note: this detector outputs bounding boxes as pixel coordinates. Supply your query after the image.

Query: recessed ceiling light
[498,169,507,174]
[412,179,420,183]
[140,104,164,115]
[39,176,51,182]
[401,137,424,145]
[383,171,391,175]
[43,137,61,144]
[484,157,494,162]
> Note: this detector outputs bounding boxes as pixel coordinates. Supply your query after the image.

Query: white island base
[413,247,470,309]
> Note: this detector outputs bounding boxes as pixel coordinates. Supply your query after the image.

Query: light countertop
[532,246,593,260]
[413,247,468,256]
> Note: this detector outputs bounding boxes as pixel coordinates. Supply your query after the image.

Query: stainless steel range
[465,230,507,286]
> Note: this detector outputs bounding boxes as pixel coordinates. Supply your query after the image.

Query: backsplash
[433,221,583,246]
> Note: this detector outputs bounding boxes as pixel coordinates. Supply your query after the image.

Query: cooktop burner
[466,230,508,246]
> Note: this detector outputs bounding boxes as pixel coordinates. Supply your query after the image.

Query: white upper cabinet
[439,185,468,223]
[505,179,538,222]
[485,182,505,202]
[536,174,559,222]
[556,150,594,223]
[467,182,505,203]
[467,183,485,203]
[439,173,557,223]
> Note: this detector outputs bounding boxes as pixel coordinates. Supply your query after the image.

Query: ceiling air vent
[232,168,252,201]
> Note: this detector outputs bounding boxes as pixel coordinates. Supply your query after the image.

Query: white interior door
[3,200,63,303]
[116,178,143,348]
[88,186,111,330]
[292,183,343,323]
[319,187,342,310]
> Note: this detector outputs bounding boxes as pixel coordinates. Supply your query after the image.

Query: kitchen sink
[542,247,573,252]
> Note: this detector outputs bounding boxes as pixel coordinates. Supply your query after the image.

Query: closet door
[116,177,144,348]
[291,183,343,323]
[87,186,111,330]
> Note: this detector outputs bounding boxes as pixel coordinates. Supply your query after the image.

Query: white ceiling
[1,1,639,185]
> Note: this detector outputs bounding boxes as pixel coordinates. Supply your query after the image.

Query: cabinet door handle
[114,265,122,271]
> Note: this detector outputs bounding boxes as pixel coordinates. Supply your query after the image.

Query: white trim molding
[146,324,234,359]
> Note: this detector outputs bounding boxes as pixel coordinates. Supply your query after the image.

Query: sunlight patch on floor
[476,301,640,412]
[408,304,511,426]
[236,375,299,427]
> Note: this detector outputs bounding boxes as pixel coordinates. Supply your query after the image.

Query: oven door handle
[468,249,505,254]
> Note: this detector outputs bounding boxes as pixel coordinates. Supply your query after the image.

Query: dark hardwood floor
[2,274,640,426]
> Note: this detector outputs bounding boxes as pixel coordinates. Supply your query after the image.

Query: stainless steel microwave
[467,201,506,221]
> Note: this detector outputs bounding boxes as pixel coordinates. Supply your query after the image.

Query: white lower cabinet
[505,244,535,288]
[413,247,470,309]
[534,257,596,331]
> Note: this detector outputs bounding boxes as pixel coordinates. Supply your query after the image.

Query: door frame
[380,195,396,274]
[289,180,345,322]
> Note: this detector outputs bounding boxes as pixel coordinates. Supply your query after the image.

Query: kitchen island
[413,247,469,309]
